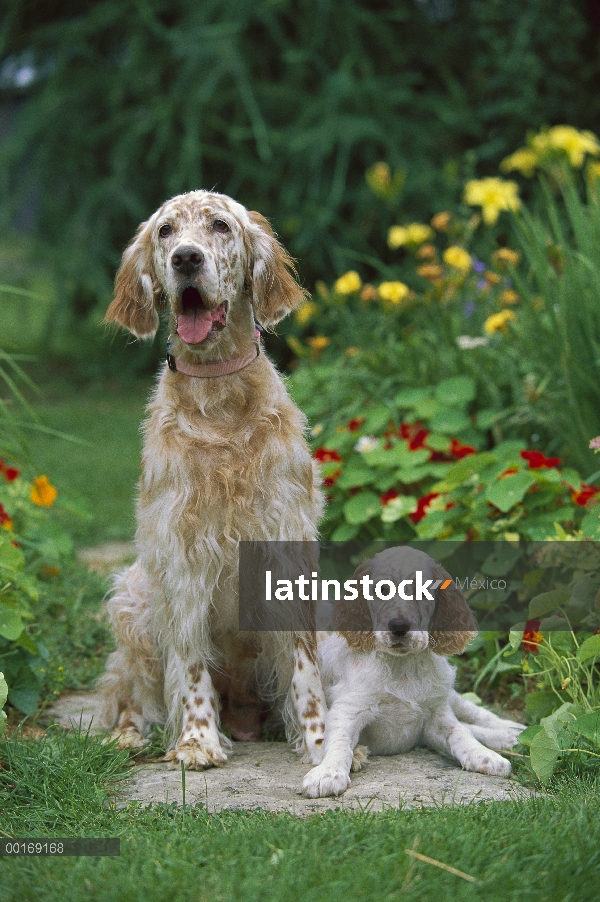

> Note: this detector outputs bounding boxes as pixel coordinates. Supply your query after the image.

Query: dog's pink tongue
[177,309,213,344]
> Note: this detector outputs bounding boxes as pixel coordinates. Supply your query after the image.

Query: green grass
[25,379,149,546]
[0,729,598,902]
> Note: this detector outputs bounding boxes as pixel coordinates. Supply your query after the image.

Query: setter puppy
[97,190,327,770]
[302,547,524,797]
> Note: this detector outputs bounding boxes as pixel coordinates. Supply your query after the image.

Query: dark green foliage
[1,0,599,338]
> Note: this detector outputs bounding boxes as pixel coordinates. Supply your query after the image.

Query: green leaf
[0,537,25,573]
[363,405,393,432]
[439,452,498,488]
[572,712,600,747]
[380,495,417,523]
[576,634,600,663]
[394,388,431,408]
[481,545,522,576]
[525,690,564,721]
[529,723,561,783]
[485,472,535,513]
[0,671,7,709]
[428,409,471,434]
[516,724,543,747]
[529,589,570,619]
[580,511,600,539]
[476,408,503,430]
[434,375,476,406]
[343,491,381,525]
[335,468,377,489]
[0,603,24,641]
[424,433,451,452]
[331,522,359,541]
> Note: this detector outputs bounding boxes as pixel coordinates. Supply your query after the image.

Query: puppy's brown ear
[335,558,376,652]
[104,220,162,339]
[429,565,477,656]
[247,211,308,326]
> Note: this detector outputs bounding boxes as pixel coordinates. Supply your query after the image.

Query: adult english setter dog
[97,190,327,770]
[302,547,524,798]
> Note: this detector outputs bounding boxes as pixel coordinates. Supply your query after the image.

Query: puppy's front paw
[301,763,351,798]
[165,739,228,770]
[461,747,511,777]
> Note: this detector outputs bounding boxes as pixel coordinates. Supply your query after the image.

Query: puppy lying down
[302,547,524,799]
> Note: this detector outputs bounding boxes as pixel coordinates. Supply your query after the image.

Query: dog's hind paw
[106,726,147,750]
[460,747,511,778]
[351,744,369,772]
[165,740,228,770]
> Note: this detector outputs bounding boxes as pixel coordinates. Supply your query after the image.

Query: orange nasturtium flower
[30,475,58,507]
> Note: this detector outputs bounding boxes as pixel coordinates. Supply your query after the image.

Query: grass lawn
[26,378,151,546]
[0,730,598,902]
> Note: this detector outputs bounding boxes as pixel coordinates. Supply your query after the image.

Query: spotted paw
[165,740,228,770]
[107,726,147,750]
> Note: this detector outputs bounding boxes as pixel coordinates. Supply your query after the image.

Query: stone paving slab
[46,692,532,816]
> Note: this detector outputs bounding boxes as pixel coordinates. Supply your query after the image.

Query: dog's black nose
[171,246,204,276]
[388,619,410,637]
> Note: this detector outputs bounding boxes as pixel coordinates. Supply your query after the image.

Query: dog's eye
[158,223,172,238]
[214,219,230,233]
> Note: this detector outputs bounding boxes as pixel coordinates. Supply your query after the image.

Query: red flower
[313,447,342,463]
[520,450,561,469]
[0,503,13,530]
[380,489,399,506]
[499,467,519,479]
[571,483,600,507]
[0,459,20,482]
[323,469,342,487]
[410,492,439,523]
[522,619,543,653]
[347,417,365,433]
[449,439,476,459]
[399,422,431,451]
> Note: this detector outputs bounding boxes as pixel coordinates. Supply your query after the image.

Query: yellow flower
[463,178,521,225]
[295,301,319,326]
[345,346,360,357]
[30,475,58,507]
[431,211,452,232]
[500,147,538,178]
[493,248,521,267]
[306,335,330,351]
[365,162,392,195]
[387,223,433,249]
[334,271,362,295]
[484,270,502,285]
[500,289,520,306]
[314,280,330,299]
[546,125,600,168]
[484,310,516,334]
[377,281,410,305]
[443,246,472,273]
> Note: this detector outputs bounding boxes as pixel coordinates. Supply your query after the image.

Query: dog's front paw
[165,740,228,770]
[301,763,351,798]
[460,747,511,778]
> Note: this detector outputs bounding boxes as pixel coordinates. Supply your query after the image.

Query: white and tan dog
[302,547,524,798]
[98,190,327,770]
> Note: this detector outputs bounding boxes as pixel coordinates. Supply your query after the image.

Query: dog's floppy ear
[429,565,477,656]
[246,211,307,326]
[335,558,376,652]
[104,219,162,339]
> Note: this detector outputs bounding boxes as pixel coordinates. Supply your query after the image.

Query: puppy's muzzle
[388,619,410,638]
[171,245,205,277]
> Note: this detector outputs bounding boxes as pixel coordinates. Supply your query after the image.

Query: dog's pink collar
[166,329,261,378]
